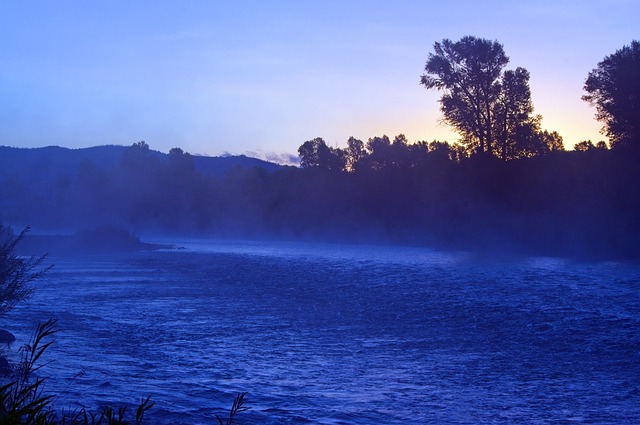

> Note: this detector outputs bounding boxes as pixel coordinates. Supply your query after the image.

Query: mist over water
[6,240,640,424]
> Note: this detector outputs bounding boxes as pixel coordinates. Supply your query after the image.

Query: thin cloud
[246,150,300,166]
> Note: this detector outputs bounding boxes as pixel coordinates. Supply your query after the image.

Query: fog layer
[1,143,638,260]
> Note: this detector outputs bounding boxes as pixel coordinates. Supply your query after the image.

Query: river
[5,240,640,424]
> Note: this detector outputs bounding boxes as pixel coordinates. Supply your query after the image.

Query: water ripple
[5,243,640,424]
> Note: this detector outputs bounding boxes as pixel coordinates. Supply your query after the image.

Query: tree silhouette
[168,147,196,175]
[574,140,608,152]
[583,40,640,149]
[494,67,534,160]
[420,36,561,160]
[421,36,557,160]
[362,135,394,170]
[132,140,150,150]
[420,36,509,155]
[510,116,564,158]
[427,141,457,162]
[540,130,565,152]
[345,137,367,171]
[0,226,49,317]
[298,137,345,171]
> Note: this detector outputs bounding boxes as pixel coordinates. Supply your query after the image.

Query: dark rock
[0,329,16,345]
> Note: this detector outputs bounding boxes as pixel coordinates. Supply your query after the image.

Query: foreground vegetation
[0,319,154,425]
[0,319,248,424]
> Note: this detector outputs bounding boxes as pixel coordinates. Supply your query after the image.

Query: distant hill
[0,145,283,179]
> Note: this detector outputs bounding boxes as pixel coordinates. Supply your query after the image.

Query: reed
[0,320,248,424]
[0,226,248,424]
[0,318,154,425]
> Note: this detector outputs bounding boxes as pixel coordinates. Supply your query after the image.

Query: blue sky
[1,1,638,161]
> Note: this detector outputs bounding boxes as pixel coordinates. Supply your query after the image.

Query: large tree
[421,36,508,155]
[582,40,640,149]
[421,36,548,159]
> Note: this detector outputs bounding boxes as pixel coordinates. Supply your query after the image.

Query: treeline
[1,139,638,260]
[0,142,281,235]
[297,131,562,173]
[1,37,638,260]
[295,137,639,259]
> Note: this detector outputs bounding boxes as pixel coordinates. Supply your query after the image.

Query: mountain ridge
[0,144,285,178]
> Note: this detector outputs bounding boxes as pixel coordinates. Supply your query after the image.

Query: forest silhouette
[1,37,639,260]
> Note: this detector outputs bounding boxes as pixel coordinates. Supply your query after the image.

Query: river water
[5,240,640,424]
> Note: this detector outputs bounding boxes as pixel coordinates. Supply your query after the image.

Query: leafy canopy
[420,36,561,159]
[583,40,640,148]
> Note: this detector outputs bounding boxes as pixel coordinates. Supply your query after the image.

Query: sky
[1,1,638,162]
